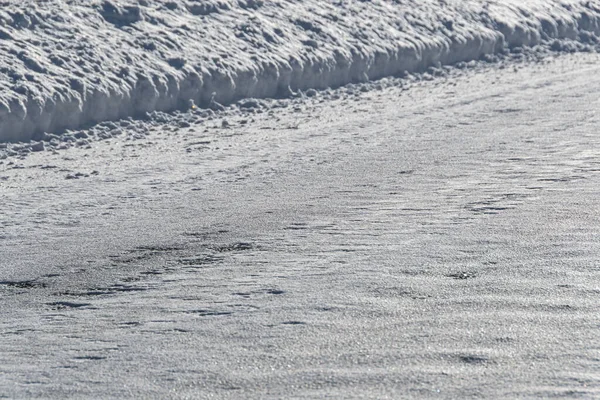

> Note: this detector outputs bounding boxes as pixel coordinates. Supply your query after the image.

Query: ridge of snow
[1,0,600,142]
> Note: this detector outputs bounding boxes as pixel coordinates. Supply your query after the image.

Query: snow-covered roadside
[1,0,600,142]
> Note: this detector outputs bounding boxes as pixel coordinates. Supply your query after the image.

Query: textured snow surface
[1,53,600,398]
[1,0,600,141]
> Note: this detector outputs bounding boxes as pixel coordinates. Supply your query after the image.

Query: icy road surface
[1,54,600,398]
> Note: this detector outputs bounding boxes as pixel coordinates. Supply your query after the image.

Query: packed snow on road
[1,1,600,399]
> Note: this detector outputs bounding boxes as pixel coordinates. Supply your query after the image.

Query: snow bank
[1,0,600,142]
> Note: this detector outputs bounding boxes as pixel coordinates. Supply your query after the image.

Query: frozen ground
[2,0,600,141]
[1,52,600,398]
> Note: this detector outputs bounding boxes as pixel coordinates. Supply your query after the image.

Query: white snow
[1,0,600,142]
[2,52,600,398]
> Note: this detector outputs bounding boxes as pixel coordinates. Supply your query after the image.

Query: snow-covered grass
[1,0,600,142]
